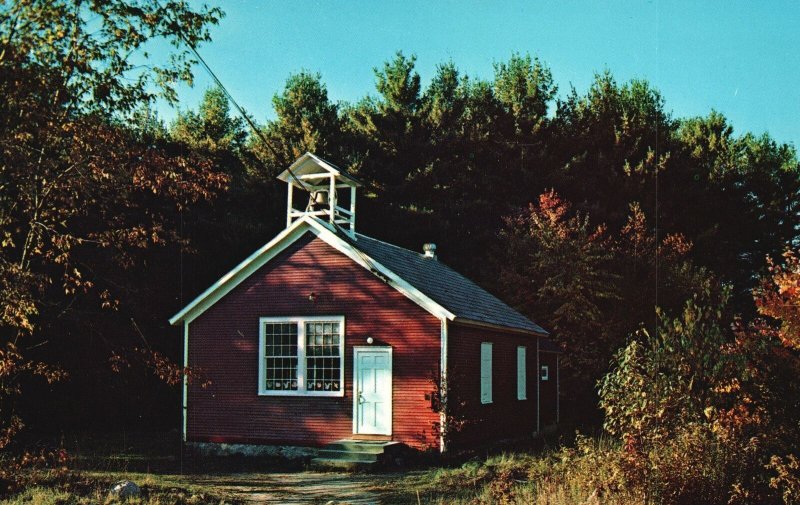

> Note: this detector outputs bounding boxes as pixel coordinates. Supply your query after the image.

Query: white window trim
[517,346,527,400]
[541,364,549,381]
[480,342,492,404]
[258,315,345,397]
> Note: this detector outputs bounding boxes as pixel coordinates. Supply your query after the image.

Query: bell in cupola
[277,153,362,235]
[307,190,329,212]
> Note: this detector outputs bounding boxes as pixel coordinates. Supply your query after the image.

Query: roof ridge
[354,232,539,326]
[353,233,487,286]
[354,232,426,257]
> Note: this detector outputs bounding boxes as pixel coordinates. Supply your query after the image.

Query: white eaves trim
[277,152,362,188]
[169,215,455,326]
[168,217,309,325]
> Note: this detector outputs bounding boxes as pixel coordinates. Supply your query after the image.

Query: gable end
[169,217,455,326]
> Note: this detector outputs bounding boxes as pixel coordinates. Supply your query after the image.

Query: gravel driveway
[188,471,407,504]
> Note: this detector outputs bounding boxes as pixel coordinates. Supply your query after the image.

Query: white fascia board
[306,218,456,321]
[182,320,188,441]
[169,215,454,326]
[304,152,341,176]
[168,218,311,326]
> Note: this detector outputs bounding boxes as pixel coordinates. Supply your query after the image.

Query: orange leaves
[755,249,800,350]
[130,148,228,209]
[661,232,693,259]
[535,189,570,226]
[1,113,229,334]
[108,347,211,388]
[0,444,70,495]
[98,289,119,311]
[0,343,67,396]
[0,262,40,333]
[768,454,800,504]
[62,267,92,296]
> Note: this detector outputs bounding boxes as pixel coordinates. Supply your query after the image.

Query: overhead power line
[166,8,376,247]
[167,12,311,193]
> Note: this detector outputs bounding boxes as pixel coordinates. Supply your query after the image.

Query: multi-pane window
[305,321,342,392]
[258,316,344,396]
[263,322,299,391]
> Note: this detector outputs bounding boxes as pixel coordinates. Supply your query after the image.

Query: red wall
[446,323,542,449]
[187,233,442,450]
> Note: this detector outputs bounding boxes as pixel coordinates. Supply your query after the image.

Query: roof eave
[452,317,549,338]
[277,152,362,188]
[168,217,312,326]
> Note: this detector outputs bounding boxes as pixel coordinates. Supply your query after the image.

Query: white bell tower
[277,153,362,234]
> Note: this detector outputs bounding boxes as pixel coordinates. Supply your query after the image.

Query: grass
[4,431,647,504]
[0,431,298,504]
[1,471,240,504]
[377,436,644,504]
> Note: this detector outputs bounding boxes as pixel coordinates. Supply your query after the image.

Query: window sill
[258,390,345,398]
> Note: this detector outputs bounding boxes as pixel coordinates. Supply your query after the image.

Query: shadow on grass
[13,430,307,476]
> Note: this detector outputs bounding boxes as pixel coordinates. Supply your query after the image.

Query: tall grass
[383,435,645,504]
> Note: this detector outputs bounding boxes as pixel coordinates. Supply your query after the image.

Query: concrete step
[309,457,377,471]
[323,441,399,454]
[310,439,406,470]
[317,449,380,462]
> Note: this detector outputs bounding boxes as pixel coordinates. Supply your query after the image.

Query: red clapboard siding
[186,233,442,450]
[446,323,539,449]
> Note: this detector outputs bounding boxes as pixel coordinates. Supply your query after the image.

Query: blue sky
[157,1,800,146]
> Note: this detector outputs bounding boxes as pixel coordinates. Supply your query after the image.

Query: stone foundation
[188,442,318,459]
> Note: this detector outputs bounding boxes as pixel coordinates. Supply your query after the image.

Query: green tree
[251,71,343,178]
[664,113,800,310]
[552,72,673,227]
[348,51,426,188]
[493,52,556,136]
[171,86,247,154]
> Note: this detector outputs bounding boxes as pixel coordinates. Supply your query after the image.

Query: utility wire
[175,32,392,278]
[165,6,396,290]
[176,27,385,260]
[165,7,311,194]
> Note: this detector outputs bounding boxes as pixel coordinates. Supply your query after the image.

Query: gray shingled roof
[351,233,549,336]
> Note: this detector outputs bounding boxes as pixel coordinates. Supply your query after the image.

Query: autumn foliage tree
[498,190,709,422]
[596,250,800,504]
[0,0,224,444]
[499,191,618,381]
[756,250,800,350]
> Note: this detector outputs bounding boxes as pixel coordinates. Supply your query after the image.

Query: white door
[353,347,392,435]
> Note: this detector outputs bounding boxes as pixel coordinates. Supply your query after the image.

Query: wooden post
[556,354,560,424]
[536,337,540,434]
[329,174,336,225]
[286,183,294,228]
[350,185,357,232]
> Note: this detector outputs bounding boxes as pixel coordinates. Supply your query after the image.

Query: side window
[480,342,492,404]
[517,346,527,400]
[541,364,549,381]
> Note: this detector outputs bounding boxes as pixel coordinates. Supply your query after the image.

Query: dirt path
[188,471,405,504]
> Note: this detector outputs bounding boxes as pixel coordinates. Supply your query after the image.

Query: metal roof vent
[423,243,437,259]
